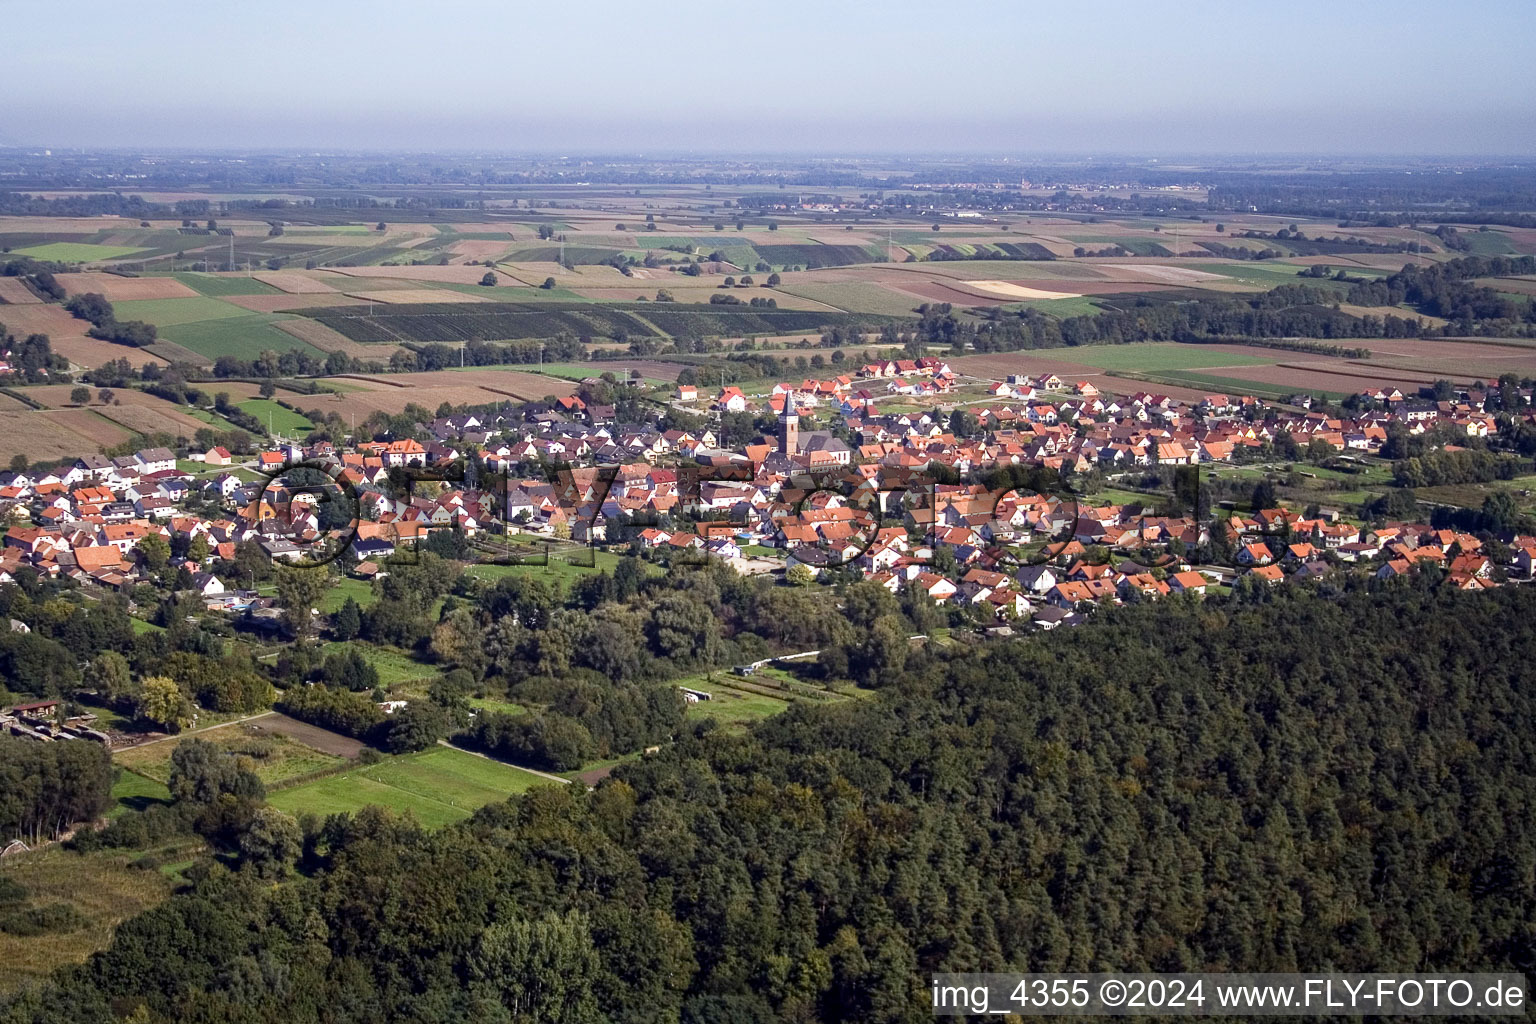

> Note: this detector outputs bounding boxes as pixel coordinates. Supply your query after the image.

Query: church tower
[778,390,799,455]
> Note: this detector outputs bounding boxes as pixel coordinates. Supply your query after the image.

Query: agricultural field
[113,720,346,787]
[0,278,41,303]
[114,296,254,327]
[268,745,549,828]
[1028,343,1277,373]
[56,273,200,301]
[171,272,282,297]
[157,313,323,362]
[463,547,652,591]
[236,398,314,435]
[13,242,147,262]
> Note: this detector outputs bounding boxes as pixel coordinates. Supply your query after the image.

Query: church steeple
[778,389,799,455]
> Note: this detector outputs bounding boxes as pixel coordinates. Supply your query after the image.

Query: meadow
[171,272,283,297]
[157,313,323,361]
[14,242,147,262]
[236,398,314,434]
[319,640,436,686]
[114,296,253,327]
[267,745,549,828]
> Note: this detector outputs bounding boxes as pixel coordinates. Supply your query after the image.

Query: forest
[3,582,1534,1023]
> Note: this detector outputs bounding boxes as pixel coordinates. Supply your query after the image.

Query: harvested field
[0,410,122,461]
[878,260,1116,282]
[0,302,88,337]
[0,303,169,369]
[253,271,339,293]
[1367,337,1536,360]
[222,293,370,313]
[42,408,135,446]
[1477,277,1536,296]
[96,401,208,437]
[352,368,557,395]
[0,393,28,412]
[0,278,40,303]
[247,712,366,758]
[510,359,686,381]
[321,265,517,285]
[56,273,198,301]
[310,368,573,417]
[450,240,516,260]
[272,318,403,361]
[894,280,1012,306]
[1093,263,1229,284]
[963,280,1084,300]
[1176,362,1442,393]
[341,288,496,304]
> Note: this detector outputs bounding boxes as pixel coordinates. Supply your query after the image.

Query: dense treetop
[5,581,1535,1023]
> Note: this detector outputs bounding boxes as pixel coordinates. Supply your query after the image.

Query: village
[0,346,1527,704]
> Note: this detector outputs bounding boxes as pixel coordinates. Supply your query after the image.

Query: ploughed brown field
[319,265,522,286]
[0,302,167,369]
[0,409,130,461]
[56,273,199,301]
[0,278,41,303]
[309,368,567,418]
[253,271,339,294]
[94,402,209,438]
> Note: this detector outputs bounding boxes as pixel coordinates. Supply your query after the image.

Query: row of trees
[63,292,158,347]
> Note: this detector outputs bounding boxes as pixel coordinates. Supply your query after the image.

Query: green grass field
[158,312,322,361]
[174,272,282,297]
[774,281,920,316]
[111,296,253,327]
[1007,295,1108,318]
[14,242,147,262]
[684,683,791,727]
[108,768,172,817]
[320,575,377,613]
[320,640,435,685]
[268,745,548,828]
[237,398,313,435]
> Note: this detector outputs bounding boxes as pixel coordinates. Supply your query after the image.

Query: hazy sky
[6,0,1534,155]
